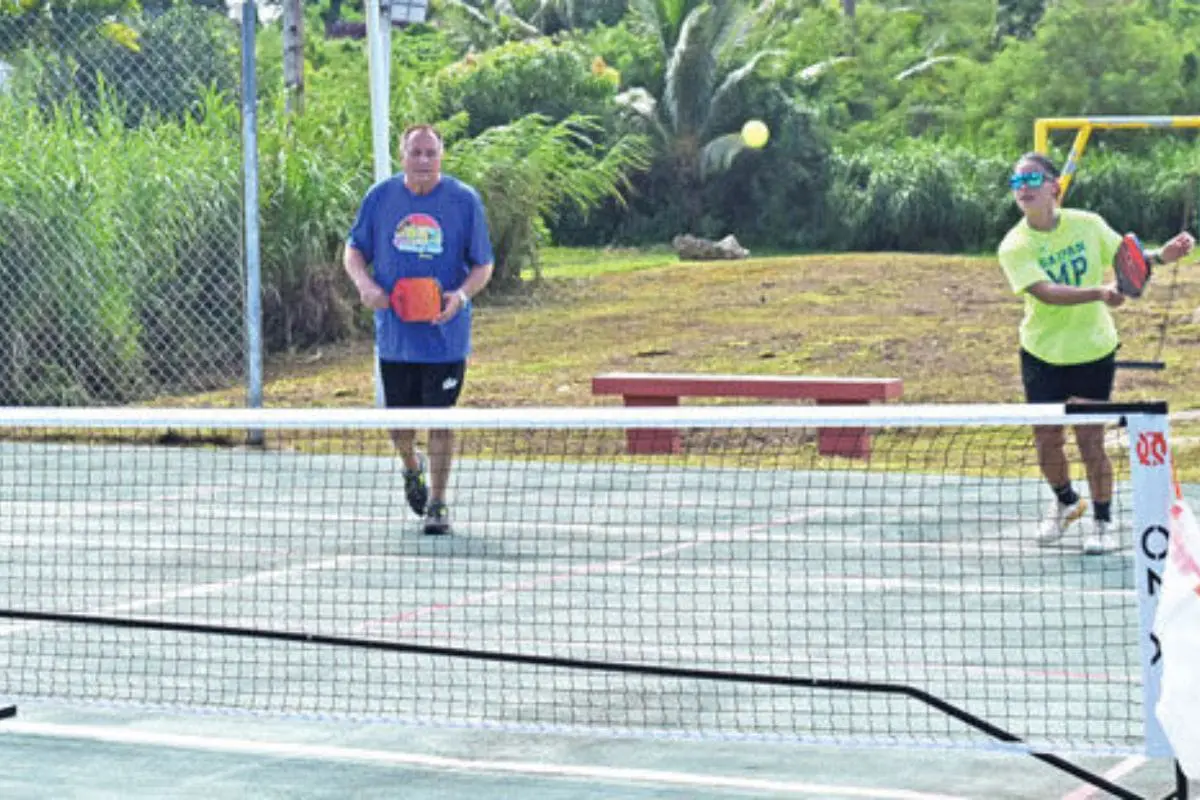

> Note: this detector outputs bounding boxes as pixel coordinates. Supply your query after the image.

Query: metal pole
[241,0,264,443]
[366,0,392,183]
[365,0,391,407]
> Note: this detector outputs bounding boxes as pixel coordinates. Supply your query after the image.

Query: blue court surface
[0,439,1195,799]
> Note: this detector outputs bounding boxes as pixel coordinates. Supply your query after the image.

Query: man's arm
[458,263,494,302]
[458,188,495,306]
[344,244,389,310]
[1151,231,1196,265]
[435,263,494,324]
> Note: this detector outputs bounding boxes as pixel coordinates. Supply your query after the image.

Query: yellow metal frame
[1033,115,1200,198]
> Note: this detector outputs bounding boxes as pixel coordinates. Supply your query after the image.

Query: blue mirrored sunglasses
[1009,171,1046,190]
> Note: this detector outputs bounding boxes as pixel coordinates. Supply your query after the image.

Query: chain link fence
[0,4,245,406]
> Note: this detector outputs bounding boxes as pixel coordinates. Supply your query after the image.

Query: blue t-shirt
[347,175,494,363]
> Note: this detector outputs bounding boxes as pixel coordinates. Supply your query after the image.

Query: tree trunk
[842,0,855,17]
[283,0,304,116]
[322,0,344,36]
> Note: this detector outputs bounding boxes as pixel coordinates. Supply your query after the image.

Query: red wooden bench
[592,372,904,459]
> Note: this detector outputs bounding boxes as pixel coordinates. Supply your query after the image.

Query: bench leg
[622,395,682,455]
[816,400,872,459]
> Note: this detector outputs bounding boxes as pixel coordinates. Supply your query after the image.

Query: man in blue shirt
[344,125,495,535]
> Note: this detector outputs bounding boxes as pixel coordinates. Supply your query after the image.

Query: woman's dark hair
[1014,152,1060,178]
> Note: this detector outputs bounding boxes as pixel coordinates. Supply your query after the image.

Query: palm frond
[511,0,574,31]
[797,56,855,83]
[614,87,671,143]
[490,0,541,36]
[629,0,707,54]
[443,114,652,284]
[698,131,748,181]
[443,0,501,31]
[627,0,666,53]
[894,55,961,81]
[439,0,540,47]
[713,0,764,53]
[702,48,784,139]
[662,3,715,136]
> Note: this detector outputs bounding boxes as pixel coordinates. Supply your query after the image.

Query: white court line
[0,525,1138,564]
[0,485,236,517]
[0,505,394,525]
[380,568,1132,598]
[1059,755,1147,800]
[855,533,1133,558]
[351,631,1142,684]
[303,552,1135,598]
[574,571,1135,598]
[0,555,362,638]
[0,535,293,554]
[0,530,1136,559]
[0,720,970,800]
[378,558,1129,595]
[0,518,723,545]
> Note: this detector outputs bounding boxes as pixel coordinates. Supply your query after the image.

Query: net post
[1124,404,1175,760]
[1058,124,1093,198]
[1034,118,1050,154]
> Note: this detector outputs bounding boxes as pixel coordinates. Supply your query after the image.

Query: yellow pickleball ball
[741,119,769,149]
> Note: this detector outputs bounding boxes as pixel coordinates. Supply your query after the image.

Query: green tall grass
[0,90,243,404]
[818,139,1200,254]
[0,25,653,403]
[821,142,1014,253]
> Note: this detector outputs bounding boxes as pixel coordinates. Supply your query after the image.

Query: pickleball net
[0,402,1189,793]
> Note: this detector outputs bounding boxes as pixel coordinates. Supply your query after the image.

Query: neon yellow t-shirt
[997,208,1122,366]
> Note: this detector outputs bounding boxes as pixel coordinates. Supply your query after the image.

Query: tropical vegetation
[1,0,1199,401]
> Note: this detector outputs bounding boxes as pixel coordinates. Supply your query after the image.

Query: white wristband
[455,289,470,307]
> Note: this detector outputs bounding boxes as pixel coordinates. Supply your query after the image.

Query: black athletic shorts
[1019,348,1116,404]
[379,360,466,408]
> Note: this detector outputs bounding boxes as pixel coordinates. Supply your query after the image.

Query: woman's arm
[1027,281,1123,308]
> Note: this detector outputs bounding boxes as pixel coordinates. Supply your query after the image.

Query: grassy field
[153,247,1200,478]
[175,248,1200,410]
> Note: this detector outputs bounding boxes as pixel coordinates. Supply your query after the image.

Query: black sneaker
[423,501,451,536]
[403,453,428,517]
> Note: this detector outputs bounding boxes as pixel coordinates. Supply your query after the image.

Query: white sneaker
[1082,520,1120,555]
[1035,498,1089,545]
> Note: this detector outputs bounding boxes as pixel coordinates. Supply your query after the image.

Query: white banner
[1154,488,1200,779]
[1126,412,1174,757]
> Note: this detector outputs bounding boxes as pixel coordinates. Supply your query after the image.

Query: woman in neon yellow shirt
[998,152,1194,554]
